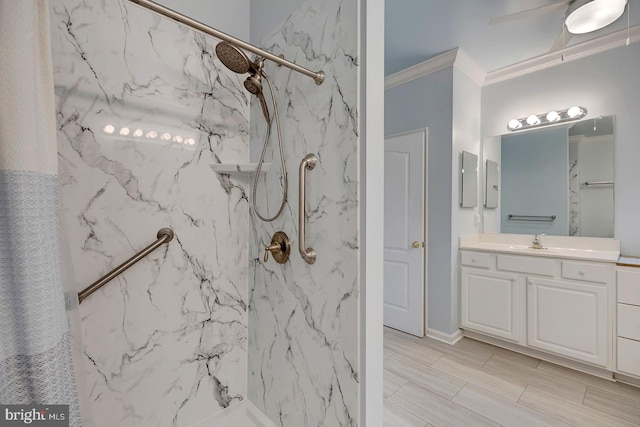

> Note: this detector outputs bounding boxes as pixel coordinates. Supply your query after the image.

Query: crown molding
[385,48,486,89]
[484,24,640,86]
[385,24,640,90]
[385,48,458,90]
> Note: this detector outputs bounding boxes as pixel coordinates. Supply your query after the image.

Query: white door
[383,130,426,336]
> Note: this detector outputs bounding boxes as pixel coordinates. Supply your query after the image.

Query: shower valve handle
[264,243,281,262]
[263,231,291,264]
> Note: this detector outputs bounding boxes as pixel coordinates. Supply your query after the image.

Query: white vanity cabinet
[460,248,615,369]
[527,276,608,367]
[616,267,640,378]
[461,267,522,342]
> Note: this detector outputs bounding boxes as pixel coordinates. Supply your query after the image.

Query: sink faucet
[531,234,545,249]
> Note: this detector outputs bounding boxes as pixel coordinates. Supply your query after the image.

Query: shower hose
[253,71,288,222]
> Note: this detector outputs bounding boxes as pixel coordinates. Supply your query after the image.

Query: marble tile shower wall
[50,1,250,425]
[248,0,360,426]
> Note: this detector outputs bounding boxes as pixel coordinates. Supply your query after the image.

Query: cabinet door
[527,277,608,367]
[461,268,521,341]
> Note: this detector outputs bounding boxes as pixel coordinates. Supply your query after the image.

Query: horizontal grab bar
[127,0,325,85]
[508,214,556,222]
[78,227,174,304]
[583,181,614,187]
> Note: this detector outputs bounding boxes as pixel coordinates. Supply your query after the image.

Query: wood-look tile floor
[383,327,640,427]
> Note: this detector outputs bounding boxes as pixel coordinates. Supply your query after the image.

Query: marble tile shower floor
[383,327,640,427]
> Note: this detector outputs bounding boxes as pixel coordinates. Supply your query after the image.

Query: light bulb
[146,130,158,139]
[119,127,130,136]
[526,115,540,126]
[161,132,172,141]
[508,119,522,130]
[103,124,115,134]
[546,111,560,122]
[173,135,183,143]
[567,106,583,118]
[133,129,143,137]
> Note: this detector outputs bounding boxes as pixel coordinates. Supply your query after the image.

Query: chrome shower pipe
[127,0,325,85]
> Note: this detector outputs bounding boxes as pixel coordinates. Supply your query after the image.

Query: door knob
[412,241,422,249]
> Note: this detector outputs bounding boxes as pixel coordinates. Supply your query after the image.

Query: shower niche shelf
[209,163,271,174]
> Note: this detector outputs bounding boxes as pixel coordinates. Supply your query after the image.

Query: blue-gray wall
[500,127,568,235]
[385,68,454,334]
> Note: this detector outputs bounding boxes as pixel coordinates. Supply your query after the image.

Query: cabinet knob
[579,270,586,275]
[471,258,476,263]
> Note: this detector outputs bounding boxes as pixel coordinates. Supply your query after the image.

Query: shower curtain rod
[127,0,325,85]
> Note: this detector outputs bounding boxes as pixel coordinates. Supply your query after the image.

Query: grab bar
[508,214,556,222]
[299,154,317,264]
[78,227,174,304]
[584,181,614,187]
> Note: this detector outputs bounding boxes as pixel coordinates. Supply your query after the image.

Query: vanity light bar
[507,106,588,132]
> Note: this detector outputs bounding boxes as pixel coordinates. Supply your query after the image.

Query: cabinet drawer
[617,337,640,377]
[460,251,491,269]
[617,303,640,341]
[618,269,640,305]
[497,254,555,276]
[562,261,610,284]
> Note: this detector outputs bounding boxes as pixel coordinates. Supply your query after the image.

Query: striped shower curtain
[0,1,81,425]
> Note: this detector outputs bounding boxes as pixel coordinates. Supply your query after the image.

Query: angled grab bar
[78,227,174,304]
[299,154,317,264]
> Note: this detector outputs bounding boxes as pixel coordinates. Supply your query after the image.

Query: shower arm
[127,0,325,85]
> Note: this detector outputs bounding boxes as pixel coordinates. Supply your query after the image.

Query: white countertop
[460,234,620,263]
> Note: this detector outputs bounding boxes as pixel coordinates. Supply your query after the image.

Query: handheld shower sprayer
[215,41,287,222]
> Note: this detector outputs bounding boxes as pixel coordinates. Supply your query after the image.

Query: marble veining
[569,160,579,236]
[248,0,360,426]
[50,1,250,425]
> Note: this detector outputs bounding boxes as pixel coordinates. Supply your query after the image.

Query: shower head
[215,41,252,74]
[244,74,263,95]
[216,41,271,123]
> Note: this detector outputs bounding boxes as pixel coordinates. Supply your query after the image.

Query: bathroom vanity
[458,234,639,384]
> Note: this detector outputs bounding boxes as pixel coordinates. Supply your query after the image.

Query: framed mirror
[460,151,478,208]
[481,115,614,237]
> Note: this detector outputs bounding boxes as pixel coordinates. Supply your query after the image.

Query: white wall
[482,42,640,254]
[248,1,361,426]
[361,0,386,425]
[51,1,251,425]
[385,68,455,334]
[451,67,482,333]
[249,0,305,43]
[154,0,250,41]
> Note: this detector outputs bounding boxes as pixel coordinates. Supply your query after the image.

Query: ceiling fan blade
[489,1,570,25]
[549,26,574,52]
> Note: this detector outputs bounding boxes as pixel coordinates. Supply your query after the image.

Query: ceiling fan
[490,0,629,52]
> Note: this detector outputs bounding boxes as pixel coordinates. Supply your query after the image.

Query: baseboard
[613,372,640,389]
[463,330,614,380]
[426,328,463,345]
